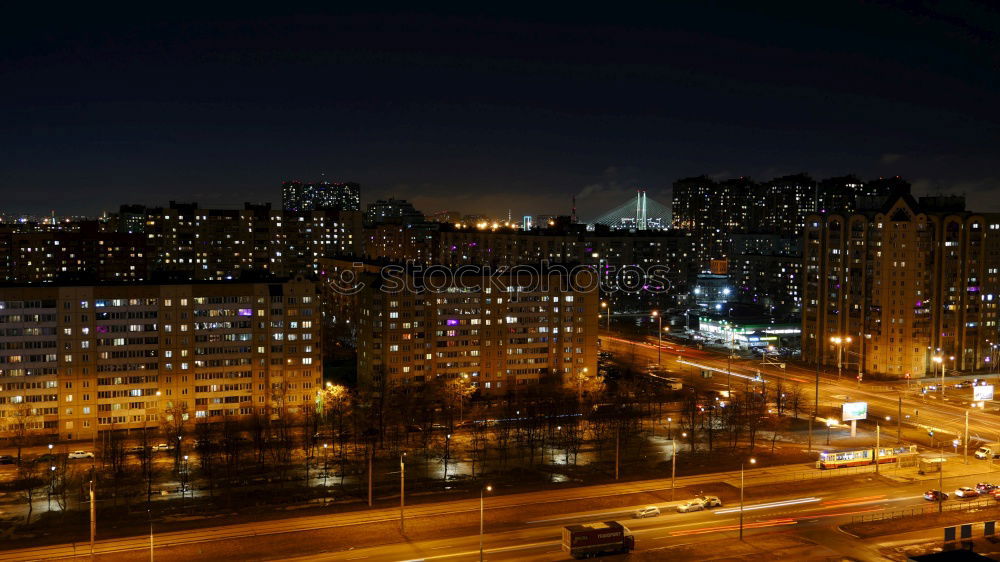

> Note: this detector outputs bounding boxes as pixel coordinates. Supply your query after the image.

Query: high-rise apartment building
[282,180,361,212]
[0,278,321,442]
[364,198,424,227]
[802,194,1000,379]
[0,203,363,283]
[354,266,598,394]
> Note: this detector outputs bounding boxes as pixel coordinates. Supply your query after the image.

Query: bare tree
[9,402,39,466]
[16,461,43,525]
[681,390,699,452]
[162,401,189,473]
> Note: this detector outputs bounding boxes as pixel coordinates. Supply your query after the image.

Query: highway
[600,335,1000,448]
[280,468,1000,561]
[0,460,844,561]
[4,454,997,561]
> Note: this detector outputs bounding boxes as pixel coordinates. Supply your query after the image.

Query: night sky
[2,4,999,218]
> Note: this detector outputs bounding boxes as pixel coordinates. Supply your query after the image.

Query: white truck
[975,442,1000,460]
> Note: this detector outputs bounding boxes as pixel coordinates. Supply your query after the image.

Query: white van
[976,442,1000,460]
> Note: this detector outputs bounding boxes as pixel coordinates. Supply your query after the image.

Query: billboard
[842,402,868,422]
[974,385,995,402]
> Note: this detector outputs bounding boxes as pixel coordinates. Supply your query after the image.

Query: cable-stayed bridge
[589,191,671,230]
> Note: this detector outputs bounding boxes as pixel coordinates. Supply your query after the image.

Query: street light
[666,417,672,440]
[601,301,610,331]
[826,418,836,445]
[739,458,756,540]
[670,439,677,501]
[322,443,329,487]
[400,452,406,533]
[830,336,852,380]
[651,311,662,364]
[933,354,944,397]
[480,484,493,561]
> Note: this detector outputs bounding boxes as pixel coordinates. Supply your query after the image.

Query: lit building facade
[0,278,321,442]
[802,194,1000,378]
[355,268,599,394]
[282,180,361,212]
[0,203,362,283]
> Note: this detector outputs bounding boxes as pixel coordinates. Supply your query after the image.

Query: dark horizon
[3,4,999,218]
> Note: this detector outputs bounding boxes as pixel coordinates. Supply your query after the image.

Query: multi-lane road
[601,334,1000,448]
[6,455,998,561]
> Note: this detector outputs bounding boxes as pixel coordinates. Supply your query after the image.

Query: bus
[818,445,918,469]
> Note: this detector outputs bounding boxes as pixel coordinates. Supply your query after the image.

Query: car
[634,505,661,518]
[154,443,173,451]
[992,489,1000,500]
[36,453,58,463]
[125,445,148,455]
[976,482,997,493]
[954,487,980,498]
[699,495,723,508]
[924,490,949,501]
[0,455,14,465]
[677,499,707,513]
[68,450,94,459]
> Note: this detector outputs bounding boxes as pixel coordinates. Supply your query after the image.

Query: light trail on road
[713,496,820,514]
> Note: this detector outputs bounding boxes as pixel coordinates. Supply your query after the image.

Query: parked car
[125,445,148,455]
[154,443,173,451]
[68,450,94,459]
[976,482,997,493]
[677,499,707,513]
[0,455,14,465]
[634,505,661,519]
[954,487,980,498]
[699,495,723,508]
[36,453,59,463]
[924,490,949,501]
[991,489,1000,500]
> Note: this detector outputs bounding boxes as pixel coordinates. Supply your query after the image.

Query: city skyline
[3,6,1000,561]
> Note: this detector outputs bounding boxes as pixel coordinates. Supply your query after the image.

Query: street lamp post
[444,434,451,482]
[875,422,880,474]
[670,439,677,501]
[652,311,662,364]
[48,465,55,510]
[933,354,944,397]
[938,446,944,514]
[480,485,492,561]
[830,336,852,380]
[601,301,610,331]
[826,418,836,445]
[400,452,406,533]
[739,458,756,540]
[965,409,969,464]
[667,416,672,440]
[323,443,329,488]
[182,455,189,500]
